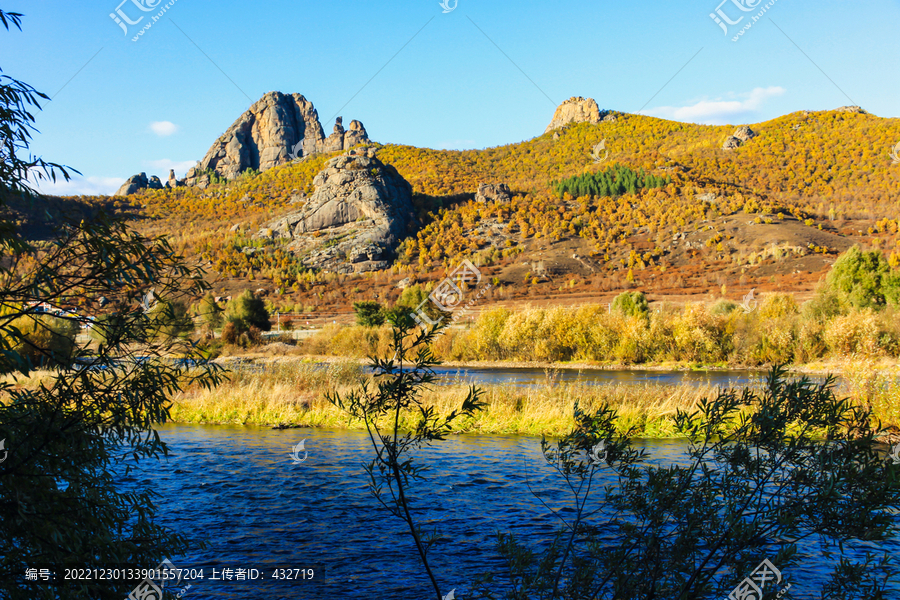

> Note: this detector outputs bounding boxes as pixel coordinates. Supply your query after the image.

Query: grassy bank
[168,360,713,437]
[167,358,900,437]
[5,359,897,439]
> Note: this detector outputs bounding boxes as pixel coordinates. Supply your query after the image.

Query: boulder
[835,106,867,114]
[475,183,512,203]
[545,96,602,133]
[184,92,371,185]
[269,148,415,273]
[722,136,742,150]
[269,211,305,238]
[114,172,157,196]
[733,126,756,142]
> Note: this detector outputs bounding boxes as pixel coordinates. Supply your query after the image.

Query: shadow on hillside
[1,192,148,241]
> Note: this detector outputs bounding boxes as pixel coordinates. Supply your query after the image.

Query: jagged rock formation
[165,169,184,189]
[322,117,369,154]
[258,148,415,273]
[733,126,757,142]
[835,106,867,114]
[724,126,758,150]
[184,92,369,185]
[545,97,602,133]
[114,172,162,196]
[475,183,512,203]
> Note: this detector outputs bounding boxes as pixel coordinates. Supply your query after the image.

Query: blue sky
[3,0,898,195]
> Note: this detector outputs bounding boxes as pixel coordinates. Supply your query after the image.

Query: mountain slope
[24,107,900,314]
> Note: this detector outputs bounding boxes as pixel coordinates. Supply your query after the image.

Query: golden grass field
[164,357,900,438]
[4,356,897,439]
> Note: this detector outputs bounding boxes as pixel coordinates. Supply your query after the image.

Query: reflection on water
[115,425,897,599]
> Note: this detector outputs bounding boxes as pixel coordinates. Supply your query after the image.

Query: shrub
[826,246,900,310]
[5,314,78,368]
[709,299,739,315]
[824,309,881,356]
[758,292,799,319]
[487,368,900,598]
[147,299,194,339]
[611,291,649,319]
[353,301,385,327]
[221,321,238,345]
[225,290,271,332]
[196,293,223,331]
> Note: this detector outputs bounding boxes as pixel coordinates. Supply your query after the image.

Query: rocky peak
[545,96,602,133]
[835,106,867,114]
[114,172,162,196]
[184,92,370,186]
[258,147,414,273]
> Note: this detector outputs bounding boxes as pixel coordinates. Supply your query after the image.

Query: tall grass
[295,297,900,368]
[8,359,897,437]
[842,357,900,430]
[169,360,727,437]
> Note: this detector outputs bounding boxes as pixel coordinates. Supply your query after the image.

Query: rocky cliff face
[545,96,603,133]
[258,148,415,273]
[184,92,369,185]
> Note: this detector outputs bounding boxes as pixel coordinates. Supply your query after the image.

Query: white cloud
[144,159,197,178]
[149,121,179,136]
[641,86,786,125]
[34,175,125,197]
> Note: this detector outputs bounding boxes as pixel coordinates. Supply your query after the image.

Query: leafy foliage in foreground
[481,367,900,599]
[329,317,900,599]
[0,10,222,598]
[327,314,484,600]
[0,216,224,600]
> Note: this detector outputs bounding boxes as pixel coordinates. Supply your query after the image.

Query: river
[118,423,898,600]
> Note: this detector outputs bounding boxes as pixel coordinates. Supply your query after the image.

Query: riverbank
[211,348,900,379]
[169,360,712,437]
[168,357,900,437]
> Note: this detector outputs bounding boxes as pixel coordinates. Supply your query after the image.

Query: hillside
[20,101,900,317]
